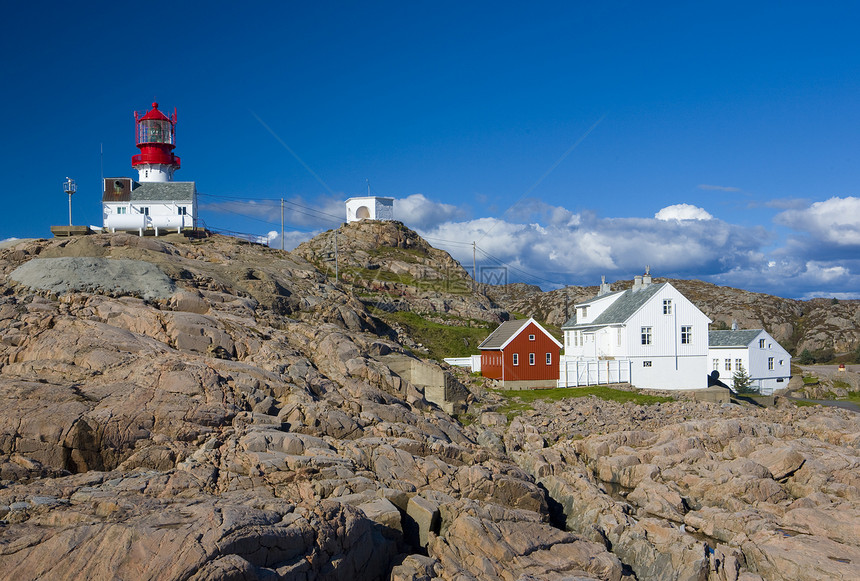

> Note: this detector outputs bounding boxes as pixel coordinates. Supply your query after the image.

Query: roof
[138,102,171,122]
[562,283,667,329]
[479,319,531,349]
[128,182,195,202]
[479,317,562,350]
[345,196,394,203]
[576,289,625,307]
[709,329,764,347]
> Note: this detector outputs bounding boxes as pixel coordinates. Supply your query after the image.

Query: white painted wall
[103,201,195,234]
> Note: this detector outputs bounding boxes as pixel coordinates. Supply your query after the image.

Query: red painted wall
[481,350,503,380]
[481,322,560,383]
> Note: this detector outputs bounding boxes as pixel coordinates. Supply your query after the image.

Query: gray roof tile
[709,329,763,347]
[479,319,531,350]
[562,283,666,329]
[130,182,195,202]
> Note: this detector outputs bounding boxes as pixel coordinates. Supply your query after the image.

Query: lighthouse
[102,101,197,235]
[132,102,180,182]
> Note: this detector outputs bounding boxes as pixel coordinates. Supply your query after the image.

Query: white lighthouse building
[102,102,198,235]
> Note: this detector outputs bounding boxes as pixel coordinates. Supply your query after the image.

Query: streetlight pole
[63,177,76,226]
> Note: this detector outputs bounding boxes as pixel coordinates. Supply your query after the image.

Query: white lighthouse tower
[132,102,180,182]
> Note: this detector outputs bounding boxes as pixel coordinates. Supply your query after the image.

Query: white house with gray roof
[561,272,711,390]
[708,328,791,394]
[102,178,197,235]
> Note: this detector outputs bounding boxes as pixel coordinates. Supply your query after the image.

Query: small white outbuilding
[708,328,792,394]
[345,196,394,223]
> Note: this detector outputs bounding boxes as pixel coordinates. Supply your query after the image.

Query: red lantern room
[131,102,181,183]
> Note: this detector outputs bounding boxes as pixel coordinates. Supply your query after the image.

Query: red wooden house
[479,318,562,389]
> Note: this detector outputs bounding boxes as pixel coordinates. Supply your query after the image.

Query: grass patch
[494,386,674,421]
[496,386,674,406]
[370,308,494,360]
[832,379,850,389]
[793,399,818,407]
[802,375,819,385]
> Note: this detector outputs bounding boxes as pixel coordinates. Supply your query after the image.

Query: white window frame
[528,334,535,341]
[529,353,535,365]
[768,357,774,370]
[641,327,652,345]
[713,358,719,370]
[681,326,692,344]
[546,352,552,365]
[512,353,519,366]
[759,338,766,348]
[735,359,742,372]
[663,299,672,314]
[725,359,732,371]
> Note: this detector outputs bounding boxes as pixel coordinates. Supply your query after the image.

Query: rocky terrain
[0,225,857,580]
[486,278,860,356]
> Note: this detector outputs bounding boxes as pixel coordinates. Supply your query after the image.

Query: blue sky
[3,1,859,299]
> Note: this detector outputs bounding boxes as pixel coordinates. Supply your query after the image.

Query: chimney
[643,265,652,287]
[598,275,611,296]
[633,275,643,291]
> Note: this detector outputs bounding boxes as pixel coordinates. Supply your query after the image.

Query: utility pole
[280,198,284,250]
[472,241,477,292]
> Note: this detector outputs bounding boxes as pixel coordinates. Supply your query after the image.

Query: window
[580,306,588,318]
[725,359,731,371]
[641,327,652,345]
[529,353,535,365]
[140,207,149,216]
[528,334,535,341]
[546,353,552,365]
[663,299,672,314]
[512,353,519,366]
[681,326,692,344]
[768,357,774,370]
[178,206,187,215]
[617,328,622,346]
[759,339,765,348]
[713,358,719,370]
[117,207,126,215]
[735,359,742,372]
[643,361,652,367]
[779,359,784,366]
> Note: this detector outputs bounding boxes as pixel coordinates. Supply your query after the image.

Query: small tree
[798,349,814,365]
[733,363,755,394]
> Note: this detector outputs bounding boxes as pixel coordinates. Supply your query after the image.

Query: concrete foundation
[383,355,468,413]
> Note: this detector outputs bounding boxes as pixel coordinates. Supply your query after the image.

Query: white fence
[559,358,631,388]
[443,355,482,373]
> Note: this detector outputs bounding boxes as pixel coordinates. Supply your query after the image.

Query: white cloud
[267,229,317,250]
[420,210,765,287]
[395,194,468,230]
[775,196,860,246]
[655,204,714,221]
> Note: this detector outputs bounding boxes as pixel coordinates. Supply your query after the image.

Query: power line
[197,192,342,228]
[475,246,566,287]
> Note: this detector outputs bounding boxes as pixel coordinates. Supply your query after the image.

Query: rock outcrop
[1,228,859,581]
